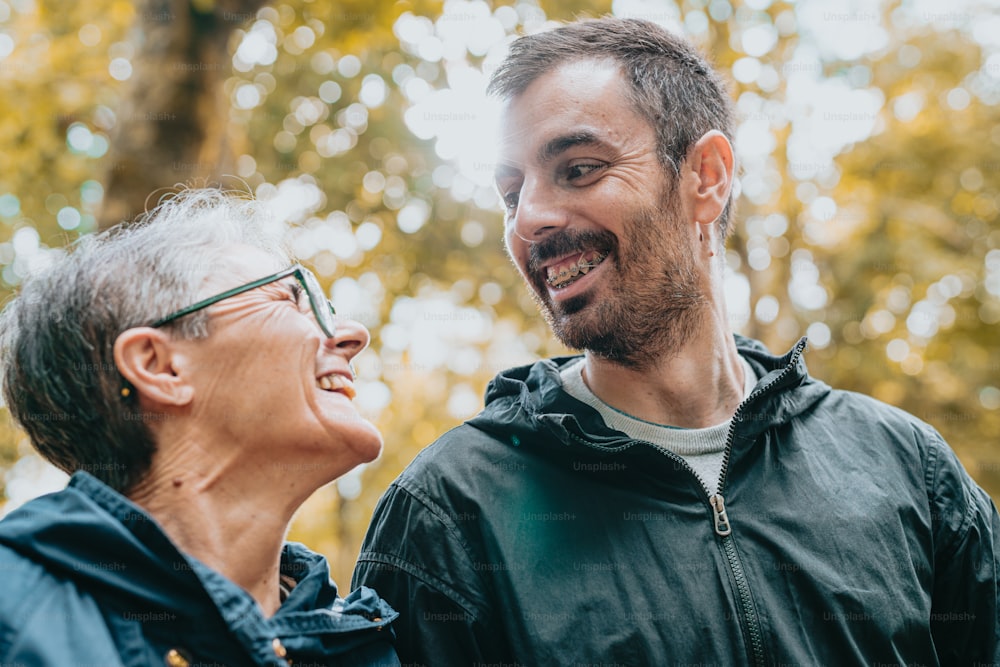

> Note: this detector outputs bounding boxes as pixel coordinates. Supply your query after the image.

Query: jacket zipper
[642,339,807,667]
[561,339,807,667]
[712,338,807,667]
[709,493,731,535]
[635,443,766,667]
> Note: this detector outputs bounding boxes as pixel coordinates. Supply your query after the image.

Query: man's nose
[509,179,570,242]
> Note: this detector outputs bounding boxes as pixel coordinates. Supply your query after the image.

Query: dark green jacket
[0,472,399,666]
[354,336,999,666]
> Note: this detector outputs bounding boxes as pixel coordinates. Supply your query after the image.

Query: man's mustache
[527,229,617,272]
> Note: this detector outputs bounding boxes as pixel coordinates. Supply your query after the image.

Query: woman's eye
[288,283,308,309]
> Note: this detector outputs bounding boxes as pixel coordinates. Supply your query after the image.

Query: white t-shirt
[559,356,757,496]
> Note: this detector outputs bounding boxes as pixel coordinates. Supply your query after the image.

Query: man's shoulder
[815,386,940,439]
[736,334,939,441]
[385,416,555,523]
[402,421,520,479]
[793,386,963,488]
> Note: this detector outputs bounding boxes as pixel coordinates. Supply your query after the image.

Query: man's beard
[523,193,706,371]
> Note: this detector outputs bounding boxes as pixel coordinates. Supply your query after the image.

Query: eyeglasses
[150,264,337,338]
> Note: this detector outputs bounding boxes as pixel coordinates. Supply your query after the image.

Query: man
[354,18,999,666]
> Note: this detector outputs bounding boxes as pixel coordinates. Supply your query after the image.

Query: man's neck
[582,327,745,429]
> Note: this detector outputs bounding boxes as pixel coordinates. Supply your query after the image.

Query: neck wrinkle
[128,437,305,618]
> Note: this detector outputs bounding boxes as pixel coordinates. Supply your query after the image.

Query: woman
[0,188,399,666]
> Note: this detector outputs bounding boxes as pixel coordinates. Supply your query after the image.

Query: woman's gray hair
[0,188,290,492]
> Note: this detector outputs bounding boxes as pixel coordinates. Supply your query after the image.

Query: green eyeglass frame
[150,264,337,338]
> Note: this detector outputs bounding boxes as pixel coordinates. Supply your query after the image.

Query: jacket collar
[0,472,396,646]
[0,471,204,606]
[469,335,830,455]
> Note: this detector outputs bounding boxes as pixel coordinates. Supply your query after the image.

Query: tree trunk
[99,0,266,229]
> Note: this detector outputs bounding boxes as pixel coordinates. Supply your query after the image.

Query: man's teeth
[546,252,607,288]
[317,375,356,399]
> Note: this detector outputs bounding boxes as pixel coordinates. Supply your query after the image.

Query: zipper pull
[710,494,732,536]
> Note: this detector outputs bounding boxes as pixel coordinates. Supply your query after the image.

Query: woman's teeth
[317,374,357,399]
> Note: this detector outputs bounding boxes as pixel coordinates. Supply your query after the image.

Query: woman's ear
[114,328,194,407]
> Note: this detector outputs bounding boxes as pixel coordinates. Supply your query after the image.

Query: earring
[120,387,131,398]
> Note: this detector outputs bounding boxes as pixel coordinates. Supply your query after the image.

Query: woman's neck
[128,445,308,617]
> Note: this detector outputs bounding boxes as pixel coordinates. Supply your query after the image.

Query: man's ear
[683,130,735,229]
[114,328,194,407]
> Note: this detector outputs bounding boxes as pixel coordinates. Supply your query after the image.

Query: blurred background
[1,0,998,587]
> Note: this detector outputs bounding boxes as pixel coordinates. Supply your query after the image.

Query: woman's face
[175,245,383,480]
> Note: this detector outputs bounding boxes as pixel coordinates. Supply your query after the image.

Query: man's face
[495,59,707,367]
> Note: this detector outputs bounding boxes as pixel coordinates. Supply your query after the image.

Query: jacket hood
[468,335,831,459]
[0,472,396,631]
[0,471,207,610]
[0,473,399,664]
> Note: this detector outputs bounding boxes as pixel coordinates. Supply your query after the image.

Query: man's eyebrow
[494,130,609,182]
[537,130,605,164]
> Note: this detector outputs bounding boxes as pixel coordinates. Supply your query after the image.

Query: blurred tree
[818,22,1000,494]
[0,0,136,502]
[99,0,268,228]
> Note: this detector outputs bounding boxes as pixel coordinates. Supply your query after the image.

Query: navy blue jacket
[0,472,399,666]
[354,336,1000,666]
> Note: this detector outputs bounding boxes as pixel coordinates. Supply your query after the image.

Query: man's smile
[545,250,608,288]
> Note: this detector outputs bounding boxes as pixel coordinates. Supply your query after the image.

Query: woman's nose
[322,316,370,360]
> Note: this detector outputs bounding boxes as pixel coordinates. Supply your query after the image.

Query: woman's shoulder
[0,543,123,664]
[0,540,54,618]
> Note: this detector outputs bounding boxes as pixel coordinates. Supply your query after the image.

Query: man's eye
[566,162,606,181]
[502,191,520,211]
